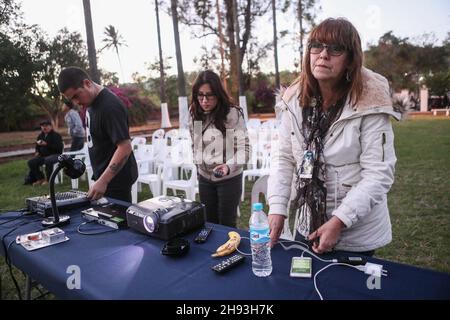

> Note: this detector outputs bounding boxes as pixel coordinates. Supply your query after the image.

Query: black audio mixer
[26,190,90,217]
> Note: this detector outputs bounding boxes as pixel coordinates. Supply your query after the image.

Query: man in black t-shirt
[58,67,138,202]
[26,120,64,185]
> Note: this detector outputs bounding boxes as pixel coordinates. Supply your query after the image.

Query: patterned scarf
[292,96,345,236]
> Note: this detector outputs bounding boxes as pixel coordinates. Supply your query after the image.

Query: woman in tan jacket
[189,70,249,227]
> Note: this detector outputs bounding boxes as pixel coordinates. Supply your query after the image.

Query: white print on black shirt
[86,111,93,148]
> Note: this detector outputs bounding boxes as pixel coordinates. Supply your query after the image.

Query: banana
[211,231,241,257]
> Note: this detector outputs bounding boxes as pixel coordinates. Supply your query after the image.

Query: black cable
[5,238,23,299]
[77,221,118,236]
[0,214,27,227]
[1,222,27,300]
[0,212,37,228]
[0,265,2,300]
[0,208,28,214]
[1,217,42,300]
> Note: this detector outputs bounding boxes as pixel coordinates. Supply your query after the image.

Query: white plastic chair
[162,163,198,200]
[261,119,280,130]
[247,118,261,129]
[241,146,271,201]
[133,162,163,203]
[52,162,64,185]
[251,175,294,240]
[165,129,179,146]
[131,136,147,148]
[152,128,165,142]
[151,129,166,161]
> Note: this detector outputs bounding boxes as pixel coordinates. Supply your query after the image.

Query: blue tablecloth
[1,205,449,300]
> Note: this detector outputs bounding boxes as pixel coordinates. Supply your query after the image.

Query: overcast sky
[19,0,450,83]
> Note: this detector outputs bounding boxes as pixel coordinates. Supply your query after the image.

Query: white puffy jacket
[267,68,401,252]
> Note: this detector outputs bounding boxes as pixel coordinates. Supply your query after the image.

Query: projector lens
[144,215,156,233]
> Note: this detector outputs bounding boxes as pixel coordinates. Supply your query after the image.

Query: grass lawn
[0,118,449,299]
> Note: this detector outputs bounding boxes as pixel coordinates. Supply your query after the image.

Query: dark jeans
[105,184,132,203]
[70,137,84,151]
[198,173,242,228]
[294,231,375,257]
[27,154,60,181]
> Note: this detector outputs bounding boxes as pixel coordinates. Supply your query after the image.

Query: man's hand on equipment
[87,179,108,200]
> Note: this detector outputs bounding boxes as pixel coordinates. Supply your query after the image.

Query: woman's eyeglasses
[198,93,216,101]
[308,42,346,56]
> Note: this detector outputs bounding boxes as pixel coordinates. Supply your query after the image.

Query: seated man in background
[25,120,64,185]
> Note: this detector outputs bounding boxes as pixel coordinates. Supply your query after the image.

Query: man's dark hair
[40,119,52,126]
[62,96,75,109]
[58,67,92,93]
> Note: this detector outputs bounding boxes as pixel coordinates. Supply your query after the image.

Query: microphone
[41,155,86,227]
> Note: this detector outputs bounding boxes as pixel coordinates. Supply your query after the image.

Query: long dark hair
[190,70,234,133]
[299,18,364,108]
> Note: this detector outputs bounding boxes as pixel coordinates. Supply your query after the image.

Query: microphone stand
[41,164,71,227]
[41,155,85,228]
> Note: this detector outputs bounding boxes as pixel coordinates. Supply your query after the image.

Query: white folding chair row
[134,160,198,203]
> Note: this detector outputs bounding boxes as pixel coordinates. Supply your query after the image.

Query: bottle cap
[252,203,263,211]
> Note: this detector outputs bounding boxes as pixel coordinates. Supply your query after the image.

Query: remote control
[212,254,245,273]
[194,227,213,243]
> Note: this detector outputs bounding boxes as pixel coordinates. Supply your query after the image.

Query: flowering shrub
[251,80,275,113]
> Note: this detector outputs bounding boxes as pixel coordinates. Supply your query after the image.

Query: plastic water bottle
[249,203,272,277]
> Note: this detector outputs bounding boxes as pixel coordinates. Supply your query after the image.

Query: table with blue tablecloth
[0,203,449,300]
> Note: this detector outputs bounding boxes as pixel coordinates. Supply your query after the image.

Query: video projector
[126,196,206,240]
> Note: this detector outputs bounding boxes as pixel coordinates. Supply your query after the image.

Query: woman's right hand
[268,214,286,247]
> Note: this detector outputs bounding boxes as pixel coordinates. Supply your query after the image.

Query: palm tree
[216,0,228,91]
[100,25,127,82]
[272,0,280,88]
[170,0,188,129]
[82,0,100,83]
[155,0,166,103]
[297,0,303,69]
[170,0,186,97]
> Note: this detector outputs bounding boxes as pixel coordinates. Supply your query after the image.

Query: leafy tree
[425,71,450,96]
[30,28,89,128]
[0,31,36,131]
[365,31,450,94]
[193,45,220,71]
[100,69,119,86]
[173,0,272,99]
[0,0,20,26]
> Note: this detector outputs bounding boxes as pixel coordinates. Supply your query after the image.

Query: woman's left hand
[213,164,230,177]
[308,216,345,254]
